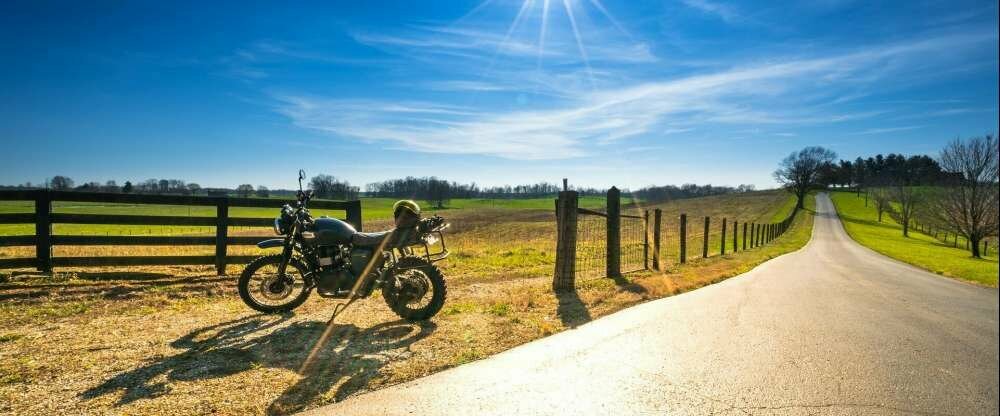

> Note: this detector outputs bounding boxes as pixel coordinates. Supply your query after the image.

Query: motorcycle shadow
[79,313,436,414]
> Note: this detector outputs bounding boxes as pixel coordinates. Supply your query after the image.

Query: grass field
[0,191,811,415]
[829,191,998,287]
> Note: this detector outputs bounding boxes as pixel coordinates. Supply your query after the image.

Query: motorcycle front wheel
[382,256,447,321]
[238,254,312,313]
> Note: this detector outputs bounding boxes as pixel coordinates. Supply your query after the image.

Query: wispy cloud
[275,29,995,160]
[852,125,924,135]
[680,0,742,23]
[352,25,656,65]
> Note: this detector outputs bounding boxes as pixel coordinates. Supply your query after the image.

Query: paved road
[305,193,999,415]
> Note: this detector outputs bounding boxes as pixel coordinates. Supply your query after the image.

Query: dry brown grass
[0,191,812,415]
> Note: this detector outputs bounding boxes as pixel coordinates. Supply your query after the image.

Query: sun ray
[562,0,594,88]
[492,0,534,62]
[454,0,497,24]
[536,0,550,71]
[588,0,631,39]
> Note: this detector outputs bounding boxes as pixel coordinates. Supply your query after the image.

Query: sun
[460,0,631,87]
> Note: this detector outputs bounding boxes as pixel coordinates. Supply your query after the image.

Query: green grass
[765,193,798,222]
[829,191,998,287]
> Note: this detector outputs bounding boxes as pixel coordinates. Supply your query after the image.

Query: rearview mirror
[298,169,306,191]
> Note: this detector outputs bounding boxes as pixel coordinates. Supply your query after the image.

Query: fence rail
[0,190,362,274]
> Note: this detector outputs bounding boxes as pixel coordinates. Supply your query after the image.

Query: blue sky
[1,0,997,190]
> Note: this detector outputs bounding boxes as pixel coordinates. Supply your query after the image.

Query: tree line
[815,153,957,188]
[774,135,998,258]
[632,183,756,203]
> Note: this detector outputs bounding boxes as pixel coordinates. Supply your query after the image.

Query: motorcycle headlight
[274,217,284,235]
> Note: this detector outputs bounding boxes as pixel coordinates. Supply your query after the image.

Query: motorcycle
[237,170,450,322]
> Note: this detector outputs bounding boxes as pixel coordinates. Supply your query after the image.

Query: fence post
[346,200,363,232]
[720,218,727,255]
[732,220,738,253]
[606,187,621,278]
[984,240,989,257]
[756,223,762,247]
[653,209,662,270]
[643,210,650,270]
[35,190,52,273]
[742,222,748,250]
[553,191,579,291]
[215,199,229,275]
[679,214,687,263]
[702,216,710,258]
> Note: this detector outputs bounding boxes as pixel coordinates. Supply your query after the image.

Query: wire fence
[575,212,607,279]
[620,214,646,273]
[552,189,800,291]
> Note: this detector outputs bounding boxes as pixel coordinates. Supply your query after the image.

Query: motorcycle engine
[316,246,354,294]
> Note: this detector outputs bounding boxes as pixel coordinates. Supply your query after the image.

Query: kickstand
[327,296,358,325]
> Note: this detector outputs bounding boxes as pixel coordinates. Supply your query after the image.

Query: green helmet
[393,200,421,217]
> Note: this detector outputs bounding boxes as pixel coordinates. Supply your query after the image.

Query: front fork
[277,224,297,280]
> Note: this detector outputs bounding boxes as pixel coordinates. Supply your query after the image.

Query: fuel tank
[305,217,357,245]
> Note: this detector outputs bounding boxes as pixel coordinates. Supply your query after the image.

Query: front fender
[256,238,286,249]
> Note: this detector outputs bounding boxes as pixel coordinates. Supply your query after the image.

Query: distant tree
[139,179,159,193]
[310,174,358,199]
[929,135,999,258]
[310,174,336,199]
[166,179,187,194]
[256,185,270,198]
[122,181,133,193]
[773,146,837,209]
[186,183,201,195]
[816,161,838,187]
[50,175,74,190]
[76,181,101,191]
[871,186,892,223]
[236,184,254,198]
[158,179,169,193]
[888,184,922,236]
[103,180,120,193]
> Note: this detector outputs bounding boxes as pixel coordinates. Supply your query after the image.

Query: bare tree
[103,180,120,193]
[774,146,837,209]
[930,135,999,258]
[888,184,922,236]
[871,186,892,223]
[235,184,254,198]
[49,175,74,190]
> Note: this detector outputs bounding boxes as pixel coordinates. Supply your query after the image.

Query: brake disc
[398,271,430,304]
[258,275,293,300]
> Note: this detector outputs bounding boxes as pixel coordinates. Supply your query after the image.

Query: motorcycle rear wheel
[382,257,447,321]
[238,254,312,313]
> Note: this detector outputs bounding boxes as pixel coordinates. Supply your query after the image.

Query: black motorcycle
[237,170,450,321]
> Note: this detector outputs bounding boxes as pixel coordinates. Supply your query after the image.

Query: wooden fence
[553,189,798,291]
[0,190,361,274]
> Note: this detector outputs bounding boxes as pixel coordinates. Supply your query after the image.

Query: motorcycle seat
[351,231,391,247]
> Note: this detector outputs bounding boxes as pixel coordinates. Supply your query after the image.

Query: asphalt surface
[304,193,999,416]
